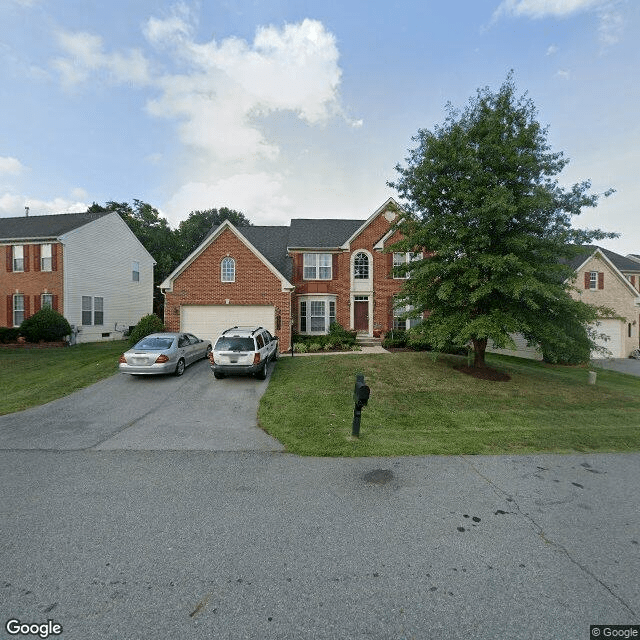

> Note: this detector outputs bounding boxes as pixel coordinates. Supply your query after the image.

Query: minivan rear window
[215,337,254,351]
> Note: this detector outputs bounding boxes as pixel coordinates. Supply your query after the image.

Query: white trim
[571,249,640,299]
[341,197,403,249]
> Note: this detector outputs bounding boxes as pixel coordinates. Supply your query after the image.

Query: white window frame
[94,297,104,325]
[393,252,422,279]
[13,294,24,327]
[393,299,422,331]
[41,244,52,272]
[221,257,236,283]
[41,293,53,309]
[298,296,336,334]
[82,296,93,325]
[589,271,598,290]
[353,252,369,280]
[81,296,103,325]
[13,245,24,272]
[303,253,332,280]
[132,261,140,282]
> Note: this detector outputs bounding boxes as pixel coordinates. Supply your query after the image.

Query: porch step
[355,335,383,347]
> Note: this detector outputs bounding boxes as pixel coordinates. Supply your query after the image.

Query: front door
[354,300,368,331]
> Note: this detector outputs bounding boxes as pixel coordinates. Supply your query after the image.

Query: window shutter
[23,245,30,272]
[332,253,339,280]
[598,272,604,290]
[34,295,41,314]
[52,244,58,271]
[24,295,30,319]
[33,245,41,272]
[388,253,394,278]
[6,295,12,325]
[52,295,59,311]
[584,272,590,289]
[388,295,395,331]
[295,254,303,282]
[6,246,12,273]
[631,275,636,287]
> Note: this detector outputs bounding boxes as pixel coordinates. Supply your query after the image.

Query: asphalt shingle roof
[238,226,293,282]
[566,246,640,273]
[287,219,365,249]
[0,212,111,241]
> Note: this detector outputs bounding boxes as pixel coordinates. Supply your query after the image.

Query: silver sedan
[119,332,212,376]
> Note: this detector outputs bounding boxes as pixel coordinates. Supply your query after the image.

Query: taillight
[253,353,261,365]
[118,355,127,364]
[208,352,215,364]
[155,354,170,363]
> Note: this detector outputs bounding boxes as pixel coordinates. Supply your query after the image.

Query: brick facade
[164,228,292,350]
[2,243,64,327]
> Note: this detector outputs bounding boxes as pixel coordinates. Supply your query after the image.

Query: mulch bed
[454,365,511,382]
[0,341,67,349]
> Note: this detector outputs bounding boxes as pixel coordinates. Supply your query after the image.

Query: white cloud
[162,173,293,227]
[0,156,26,175]
[492,0,625,45]
[53,30,151,88]
[0,192,88,217]
[546,44,559,55]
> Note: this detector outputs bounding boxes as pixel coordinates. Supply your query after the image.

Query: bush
[293,342,308,353]
[406,325,433,351]
[19,307,72,343]
[0,327,20,343]
[382,329,407,348]
[129,314,165,345]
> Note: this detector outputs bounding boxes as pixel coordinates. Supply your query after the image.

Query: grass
[0,340,126,415]
[258,351,640,456]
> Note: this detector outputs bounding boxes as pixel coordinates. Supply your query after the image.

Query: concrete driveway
[0,359,283,452]
[592,357,640,377]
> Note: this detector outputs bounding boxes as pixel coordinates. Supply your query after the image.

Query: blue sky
[1,0,638,255]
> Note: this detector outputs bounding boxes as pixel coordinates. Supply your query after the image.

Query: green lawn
[0,341,126,415]
[259,352,640,456]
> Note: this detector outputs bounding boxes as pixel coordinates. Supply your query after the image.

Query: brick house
[489,246,640,359]
[160,198,420,351]
[1,211,155,343]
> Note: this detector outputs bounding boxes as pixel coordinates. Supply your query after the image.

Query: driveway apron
[0,359,283,452]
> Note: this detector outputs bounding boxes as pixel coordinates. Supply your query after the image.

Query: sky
[0,0,638,256]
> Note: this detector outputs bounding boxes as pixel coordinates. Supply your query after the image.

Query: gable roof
[0,212,111,242]
[567,246,640,274]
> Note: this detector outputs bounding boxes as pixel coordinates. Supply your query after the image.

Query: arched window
[354,252,369,279]
[221,257,235,282]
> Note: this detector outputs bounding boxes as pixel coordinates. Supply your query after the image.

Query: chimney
[25,206,29,217]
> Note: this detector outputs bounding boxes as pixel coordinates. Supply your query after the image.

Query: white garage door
[591,319,623,358]
[181,305,276,347]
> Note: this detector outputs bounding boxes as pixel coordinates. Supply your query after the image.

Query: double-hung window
[298,296,336,334]
[82,296,104,325]
[13,294,24,326]
[12,245,24,272]
[393,299,422,331]
[132,261,140,282]
[41,244,52,271]
[393,252,422,279]
[41,293,53,309]
[303,253,332,280]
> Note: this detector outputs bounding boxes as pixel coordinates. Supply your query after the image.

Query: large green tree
[388,74,616,368]
[175,207,252,260]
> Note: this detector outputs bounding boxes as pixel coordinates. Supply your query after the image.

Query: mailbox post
[352,373,370,438]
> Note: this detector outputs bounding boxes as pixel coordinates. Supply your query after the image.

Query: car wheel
[205,345,212,359]
[174,358,186,376]
[213,371,225,379]
[273,348,279,361]
[255,361,268,380]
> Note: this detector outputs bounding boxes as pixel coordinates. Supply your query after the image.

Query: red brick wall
[289,214,408,334]
[163,229,292,350]
[1,243,64,327]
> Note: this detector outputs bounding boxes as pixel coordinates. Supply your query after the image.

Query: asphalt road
[1,361,639,640]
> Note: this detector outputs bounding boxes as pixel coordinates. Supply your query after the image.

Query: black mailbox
[352,374,370,437]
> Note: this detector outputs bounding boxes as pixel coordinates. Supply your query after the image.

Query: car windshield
[135,337,174,350]
[215,337,254,352]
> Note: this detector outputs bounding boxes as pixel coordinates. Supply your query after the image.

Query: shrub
[406,325,433,351]
[0,327,20,343]
[129,314,165,345]
[382,329,407,348]
[293,342,308,353]
[18,307,72,343]
[308,342,322,352]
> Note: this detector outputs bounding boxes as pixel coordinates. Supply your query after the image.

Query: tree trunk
[472,338,487,368]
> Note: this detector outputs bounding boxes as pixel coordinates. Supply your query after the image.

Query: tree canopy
[388,74,616,367]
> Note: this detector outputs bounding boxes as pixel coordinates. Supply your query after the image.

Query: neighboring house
[1,211,155,343]
[160,198,419,351]
[489,246,640,360]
